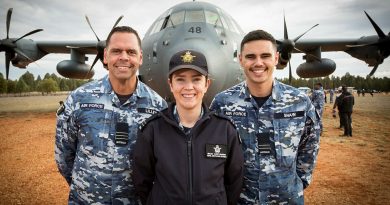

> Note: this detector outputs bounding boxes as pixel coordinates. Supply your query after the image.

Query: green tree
[15,79,29,95]
[0,73,7,94]
[37,78,59,94]
[20,71,35,91]
[6,80,17,93]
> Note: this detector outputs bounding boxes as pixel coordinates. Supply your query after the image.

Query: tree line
[278,72,390,92]
[0,72,90,95]
[0,71,389,95]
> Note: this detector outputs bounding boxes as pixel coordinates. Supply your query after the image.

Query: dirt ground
[0,93,389,204]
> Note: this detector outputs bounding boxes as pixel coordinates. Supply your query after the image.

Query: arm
[225,126,244,205]
[54,95,78,185]
[133,128,155,205]
[296,104,321,189]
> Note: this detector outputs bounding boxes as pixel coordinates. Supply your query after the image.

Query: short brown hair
[106,26,142,48]
[240,29,277,51]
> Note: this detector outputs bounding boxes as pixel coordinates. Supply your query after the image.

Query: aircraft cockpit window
[166,11,185,28]
[205,10,222,27]
[150,18,165,35]
[226,15,242,34]
[185,10,205,23]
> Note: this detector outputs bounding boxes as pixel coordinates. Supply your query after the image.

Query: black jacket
[338,91,354,113]
[133,103,244,205]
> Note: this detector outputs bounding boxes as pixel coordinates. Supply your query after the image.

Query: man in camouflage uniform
[210,30,320,205]
[55,26,167,204]
[311,82,325,134]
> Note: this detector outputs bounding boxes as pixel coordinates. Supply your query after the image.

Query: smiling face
[169,69,210,111]
[239,39,279,93]
[104,32,143,83]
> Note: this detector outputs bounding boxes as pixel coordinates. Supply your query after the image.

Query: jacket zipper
[187,136,193,205]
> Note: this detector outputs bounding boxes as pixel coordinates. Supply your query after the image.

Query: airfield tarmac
[0,93,389,204]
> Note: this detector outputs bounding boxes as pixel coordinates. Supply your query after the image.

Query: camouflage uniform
[55,75,167,205]
[311,87,325,132]
[210,80,320,205]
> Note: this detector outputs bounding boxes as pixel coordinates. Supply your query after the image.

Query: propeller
[347,11,390,76]
[0,8,43,79]
[84,15,124,78]
[276,13,319,84]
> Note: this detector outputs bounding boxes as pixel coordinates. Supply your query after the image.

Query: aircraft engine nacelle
[56,60,94,79]
[296,58,336,78]
[11,55,33,68]
[276,52,290,70]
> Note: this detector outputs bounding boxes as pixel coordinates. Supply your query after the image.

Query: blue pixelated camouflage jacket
[310,88,325,117]
[55,75,167,205]
[210,80,320,205]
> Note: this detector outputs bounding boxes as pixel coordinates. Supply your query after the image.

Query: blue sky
[1,0,389,80]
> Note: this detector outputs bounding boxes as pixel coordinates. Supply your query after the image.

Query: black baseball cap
[168,50,208,76]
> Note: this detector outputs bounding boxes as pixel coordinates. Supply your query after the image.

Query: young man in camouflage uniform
[210,30,321,205]
[55,26,167,204]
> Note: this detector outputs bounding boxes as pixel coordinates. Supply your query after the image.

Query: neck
[247,79,273,97]
[110,76,137,95]
[176,104,202,128]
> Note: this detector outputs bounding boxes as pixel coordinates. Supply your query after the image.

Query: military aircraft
[1,1,389,103]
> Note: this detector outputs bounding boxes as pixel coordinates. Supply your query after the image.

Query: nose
[253,56,264,66]
[119,51,129,60]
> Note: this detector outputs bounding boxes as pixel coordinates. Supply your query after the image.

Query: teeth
[253,70,264,74]
[182,94,195,98]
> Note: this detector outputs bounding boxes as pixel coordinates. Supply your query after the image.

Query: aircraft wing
[36,41,98,54]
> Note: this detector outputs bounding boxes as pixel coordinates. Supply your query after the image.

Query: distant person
[369,90,374,97]
[329,88,335,103]
[133,50,244,204]
[210,29,320,205]
[338,85,354,137]
[55,26,167,204]
[332,90,343,129]
[357,89,361,97]
[311,82,325,135]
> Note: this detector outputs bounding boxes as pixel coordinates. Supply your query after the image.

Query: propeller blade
[364,11,386,38]
[6,8,13,39]
[85,16,100,41]
[288,60,292,84]
[13,29,43,43]
[283,13,288,39]
[84,55,99,79]
[368,64,379,76]
[293,24,319,42]
[14,47,33,61]
[5,52,12,80]
[112,15,124,29]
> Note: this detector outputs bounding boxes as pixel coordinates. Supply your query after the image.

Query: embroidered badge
[274,111,305,119]
[223,111,247,117]
[181,51,196,63]
[137,108,158,115]
[205,144,227,159]
[80,103,104,109]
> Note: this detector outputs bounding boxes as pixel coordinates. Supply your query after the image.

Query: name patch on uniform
[205,144,227,159]
[274,111,304,119]
[137,108,158,115]
[223,111,247,117]
[115,122,129,146]
[80,103,104,109]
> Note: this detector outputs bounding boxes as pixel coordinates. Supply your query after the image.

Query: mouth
[181,93,196,99]
[251,68,266,76]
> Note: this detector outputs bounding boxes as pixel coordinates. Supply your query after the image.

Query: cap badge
[181,51,196,63]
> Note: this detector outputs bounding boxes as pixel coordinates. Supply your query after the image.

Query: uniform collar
[240,80,282,102]
[102,74,147,99]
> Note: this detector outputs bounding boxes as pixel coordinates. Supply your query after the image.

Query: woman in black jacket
[133,50,244,205]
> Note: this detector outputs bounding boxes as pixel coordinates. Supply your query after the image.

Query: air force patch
[205,144,227,159]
